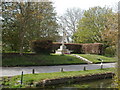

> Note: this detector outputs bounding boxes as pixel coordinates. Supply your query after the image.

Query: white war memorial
[55,28,71,55]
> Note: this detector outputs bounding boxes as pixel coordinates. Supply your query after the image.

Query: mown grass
[78,54,116,63]
[2,54,87,67]
[2,68,115,88]
[3,54,116,66]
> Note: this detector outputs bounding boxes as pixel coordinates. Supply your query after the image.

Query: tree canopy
[2,2,59,52]
[73,6,117,47]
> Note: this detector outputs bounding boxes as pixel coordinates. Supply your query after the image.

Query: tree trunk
[18,2,30,55]
[19,30,24,56]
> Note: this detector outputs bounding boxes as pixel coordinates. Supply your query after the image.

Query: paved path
[71,54,93,64]
[1,63,116,77]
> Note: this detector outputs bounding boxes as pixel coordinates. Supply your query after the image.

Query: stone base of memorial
[55,45,71,54]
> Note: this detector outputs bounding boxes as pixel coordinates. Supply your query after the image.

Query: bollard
[100,61,103,69]
[60,68,64,72]
[32,69,35,74]
[83,66,86,71]
[20,71,23,87]
[101,65,103,69]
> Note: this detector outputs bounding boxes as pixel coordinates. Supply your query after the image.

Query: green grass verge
[3,54,116,66]
[2,54,87,66]
[2,68,115,88]
[77,54,116,63]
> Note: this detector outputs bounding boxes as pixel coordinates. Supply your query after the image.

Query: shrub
[81,43,103,54]
[113,72,120,89]
[104,46,116,57]
[31,40,52,54]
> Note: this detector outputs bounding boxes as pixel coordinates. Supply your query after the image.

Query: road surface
[1,63,116,77]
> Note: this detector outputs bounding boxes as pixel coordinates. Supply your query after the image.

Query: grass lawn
[2,54,87,67]
[77,54,116,63]
[2,68,115,88]
[3,53,116,66]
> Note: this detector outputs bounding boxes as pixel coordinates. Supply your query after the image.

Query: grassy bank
[2,68,115,88]
[2,54,86,67]
[2,54,116,66]
[78,54,116,63]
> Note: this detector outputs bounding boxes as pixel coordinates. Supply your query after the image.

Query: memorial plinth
[55,44,70,54]
[55,28,71,55]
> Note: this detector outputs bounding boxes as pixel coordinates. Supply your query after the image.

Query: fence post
[101,65,103,69]
[20,71,23,87]
[83,66,86,71]
[60,68,64,72]
[32,69,35,74]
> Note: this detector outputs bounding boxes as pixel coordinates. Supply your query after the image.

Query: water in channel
[43,78,115,89]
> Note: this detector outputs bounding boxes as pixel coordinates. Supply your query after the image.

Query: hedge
[3,42,104,55]
[81,43,104,54]
[52,42,103,54]
[31,40,52,54]
[52,42,82,54]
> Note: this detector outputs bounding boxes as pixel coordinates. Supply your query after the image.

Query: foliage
[117,6,120,88]
[52,42,82,54]
[52,42,103,54]
[104,46,116,57]
[73,6,117,47]
[31,40,53,54]
[2,2,59,53]
[101,13,118,47]
[113,75,120,89]
[81,43,103,54]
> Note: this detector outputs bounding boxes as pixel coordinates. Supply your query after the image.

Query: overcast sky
[52,0,119,15]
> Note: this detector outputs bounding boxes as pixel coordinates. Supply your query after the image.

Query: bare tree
[58,8,84,42]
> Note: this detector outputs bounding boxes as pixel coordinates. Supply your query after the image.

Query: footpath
[71,54,93,64]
